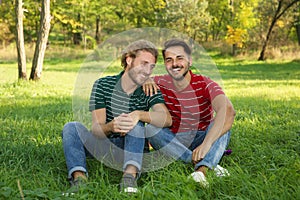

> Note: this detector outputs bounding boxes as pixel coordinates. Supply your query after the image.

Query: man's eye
[150,64,156,69]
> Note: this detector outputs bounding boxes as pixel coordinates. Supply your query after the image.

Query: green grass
[0,52,299,199]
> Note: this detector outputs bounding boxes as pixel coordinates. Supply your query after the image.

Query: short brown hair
[121,39,158,69]
[162,39,192,59]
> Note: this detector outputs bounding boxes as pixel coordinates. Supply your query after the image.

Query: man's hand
[192,143,212,164]
[142,78,159,96]
[113,112,140,136]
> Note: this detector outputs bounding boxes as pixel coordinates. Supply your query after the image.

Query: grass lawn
[0,51,299,199]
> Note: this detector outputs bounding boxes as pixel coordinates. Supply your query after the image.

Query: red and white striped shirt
[154,71,224,133]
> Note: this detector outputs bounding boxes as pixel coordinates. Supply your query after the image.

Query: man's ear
[126,56,133,66]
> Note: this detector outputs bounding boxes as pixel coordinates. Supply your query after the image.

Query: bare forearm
[192,96,235,162]
[91,121,114,138]
[137,110,172,128]
[221,105,235,134]
[202,104,235,146]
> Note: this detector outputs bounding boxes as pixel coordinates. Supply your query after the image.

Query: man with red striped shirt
[145,39,236,186]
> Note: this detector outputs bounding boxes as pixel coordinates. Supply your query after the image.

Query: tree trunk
[232,44,237,56]
[258,0,300,60]
[73,13,81,45]
[296,24,300,45]
[258,1,282,61]
[30,0,51,80]
[15,0,27,80]
[258,16,277,61]
[95,15,100,44]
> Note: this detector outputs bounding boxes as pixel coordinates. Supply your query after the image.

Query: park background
[0,0,299,199]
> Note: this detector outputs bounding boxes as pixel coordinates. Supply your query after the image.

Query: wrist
[135,110,141,121]
[108,120,115,133]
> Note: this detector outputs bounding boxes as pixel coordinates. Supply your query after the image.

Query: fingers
[192,149,204,164]
[149,84,153,96]
[142,84,148,96]
[155,86,159,95]
[113,114,134,134]
[143,83,153,96]
[142,82,159,96]
[192,144,212,164]
[192,150,197,163]
[120,132,126,136]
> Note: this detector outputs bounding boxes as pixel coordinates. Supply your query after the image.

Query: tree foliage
[0,1,15,46]
[1,0,299,61]
[225,25,247,48]
[206,0,232,41]
[257,0,300,60]
[163,0,211,41]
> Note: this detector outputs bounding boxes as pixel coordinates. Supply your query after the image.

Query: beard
[127,63,146,86]
[168,64,190,81]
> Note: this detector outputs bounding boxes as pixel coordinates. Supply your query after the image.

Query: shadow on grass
[1,92,299,199]
[0,95,123,198]
[217,60,299,81]
[43,58,83,73]
[229,95,299,159]
[0,60,17,65]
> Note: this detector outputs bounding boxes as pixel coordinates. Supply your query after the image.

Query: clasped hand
[112,112,139,136]
[192,143,211,164]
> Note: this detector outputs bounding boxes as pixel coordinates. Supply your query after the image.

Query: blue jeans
[62,121,145,179]
[146,124,231,170]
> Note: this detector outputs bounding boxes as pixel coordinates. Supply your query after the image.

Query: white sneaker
[190,171,209,187]
[214,165,230,177]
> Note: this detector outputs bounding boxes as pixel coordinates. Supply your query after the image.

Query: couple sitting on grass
[62,38,236,194]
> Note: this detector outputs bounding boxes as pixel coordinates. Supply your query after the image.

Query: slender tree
[258,0,300,61]
[295,1,300,45]
[15,0,27,80]
[296,22,300,45]
[95,15,100,43]
[30,0,51,80]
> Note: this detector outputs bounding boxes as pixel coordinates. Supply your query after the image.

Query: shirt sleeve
[203,76,225,102]
[89,78,106,111]
[148,90,166,108]
[153,76,159,84]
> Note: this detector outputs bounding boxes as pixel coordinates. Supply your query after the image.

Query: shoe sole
[124,187,138,193]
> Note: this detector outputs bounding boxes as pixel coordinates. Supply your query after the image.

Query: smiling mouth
[172,67,182,72]
[139,74,149,80]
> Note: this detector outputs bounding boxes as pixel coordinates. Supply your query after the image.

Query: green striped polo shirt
[89,71,165,124]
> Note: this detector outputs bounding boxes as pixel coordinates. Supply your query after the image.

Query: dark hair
[162,39,192,58]
[121,39,158,69]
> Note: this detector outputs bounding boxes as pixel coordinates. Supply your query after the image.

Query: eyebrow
[165,54,185,59]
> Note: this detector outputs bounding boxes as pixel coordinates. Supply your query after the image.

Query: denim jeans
[62,121,145,179]
[145,124,231,170]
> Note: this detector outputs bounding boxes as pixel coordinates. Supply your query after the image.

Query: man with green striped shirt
[62,40,172,194]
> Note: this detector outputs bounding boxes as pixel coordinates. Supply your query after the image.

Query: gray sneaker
[119,174,138,193]
[63,176,87,195]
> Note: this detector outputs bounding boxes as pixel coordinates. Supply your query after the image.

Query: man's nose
[172,59,179,66]
[144,65,152,75]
